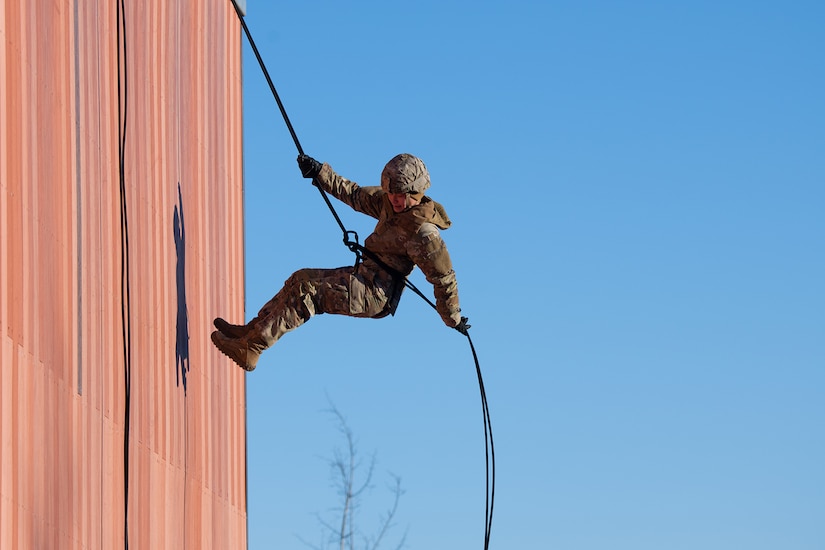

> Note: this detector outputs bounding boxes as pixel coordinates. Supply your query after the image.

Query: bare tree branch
[367,474,406,550]
[300,399,409,550]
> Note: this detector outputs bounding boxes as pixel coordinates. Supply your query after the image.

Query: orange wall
[1,1,247,548]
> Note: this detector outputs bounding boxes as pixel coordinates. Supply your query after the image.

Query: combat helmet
[381,153,430,195]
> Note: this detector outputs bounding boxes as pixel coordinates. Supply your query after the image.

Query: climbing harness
[229,2,495,547]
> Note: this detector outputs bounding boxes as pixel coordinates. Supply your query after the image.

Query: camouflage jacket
[315,163,461,327]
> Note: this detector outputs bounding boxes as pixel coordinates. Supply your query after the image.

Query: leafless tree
[299,403,408,550]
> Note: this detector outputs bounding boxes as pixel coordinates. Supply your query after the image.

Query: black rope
[467,333,495,550]
[116,0,132,547]
[229,0,303,156]
[228,3,494,547]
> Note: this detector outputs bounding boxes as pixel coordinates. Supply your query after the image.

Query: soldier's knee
[284,268,314,289]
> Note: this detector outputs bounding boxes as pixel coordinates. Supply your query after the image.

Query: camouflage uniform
[231,161,461,360]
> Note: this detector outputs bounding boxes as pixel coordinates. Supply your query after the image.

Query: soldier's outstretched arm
[407,224,462,328]
[296,154,383,219]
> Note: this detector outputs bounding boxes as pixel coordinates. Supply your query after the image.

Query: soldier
[211,153,470,371]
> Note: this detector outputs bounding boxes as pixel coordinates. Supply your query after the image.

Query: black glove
[455,316,471,336]
[297,154,322,179]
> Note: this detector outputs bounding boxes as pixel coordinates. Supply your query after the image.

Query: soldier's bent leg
[213,266,392,370]
[252,266,392,345]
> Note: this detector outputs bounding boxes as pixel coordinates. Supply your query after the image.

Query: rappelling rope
[228,2,494,547]
[116,0,132,547]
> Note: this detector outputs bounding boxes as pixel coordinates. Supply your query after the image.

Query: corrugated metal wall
[0,1,248,548]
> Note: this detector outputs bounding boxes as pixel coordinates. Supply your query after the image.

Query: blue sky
[236,2,824,548]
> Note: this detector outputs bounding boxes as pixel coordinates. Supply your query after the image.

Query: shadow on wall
[174,183,190,393]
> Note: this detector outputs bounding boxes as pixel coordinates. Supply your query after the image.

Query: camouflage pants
[250,265,395,347]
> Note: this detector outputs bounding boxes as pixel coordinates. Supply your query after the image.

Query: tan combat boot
[213,317,249,339]
[210,331,266,371]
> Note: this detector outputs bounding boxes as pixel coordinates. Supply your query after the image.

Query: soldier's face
[388,193,421,213]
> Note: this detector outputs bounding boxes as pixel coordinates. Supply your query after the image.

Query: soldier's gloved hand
[297,154,322,179]
[455,316,471,336]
